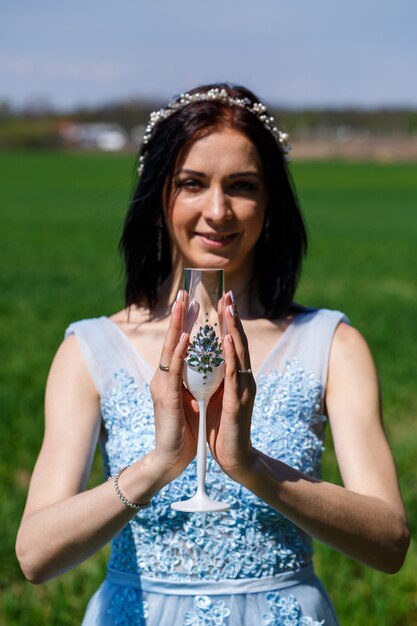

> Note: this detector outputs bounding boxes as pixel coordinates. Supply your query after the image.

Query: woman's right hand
[149,292,199,483]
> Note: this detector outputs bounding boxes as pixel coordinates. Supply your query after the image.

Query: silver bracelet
[111,465,151,510]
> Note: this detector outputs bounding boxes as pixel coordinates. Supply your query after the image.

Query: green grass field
[1,151,416,625]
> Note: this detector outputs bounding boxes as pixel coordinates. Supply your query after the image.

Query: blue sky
[1,0,416,109]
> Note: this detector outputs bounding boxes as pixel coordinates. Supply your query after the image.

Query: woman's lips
[195,233,238,248]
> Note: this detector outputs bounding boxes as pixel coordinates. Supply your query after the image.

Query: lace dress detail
[184,596,231,625]
[101,361,322,580]
[67,309,345,626]
[261,593,324,626]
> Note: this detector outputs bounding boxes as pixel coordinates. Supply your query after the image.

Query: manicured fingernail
[176,290,182,302]
[228,304,235,318]
[227,334,234,344]
[180,332,187,342]
[229,290,236,304]
[171,300,177,313]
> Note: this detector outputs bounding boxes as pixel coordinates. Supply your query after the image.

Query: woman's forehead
[179,128,262,172]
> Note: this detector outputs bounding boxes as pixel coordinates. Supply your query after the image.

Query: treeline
[0,98,416,150]
[277,108,417,137]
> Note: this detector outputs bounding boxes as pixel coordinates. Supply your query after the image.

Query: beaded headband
[137,87,290,175]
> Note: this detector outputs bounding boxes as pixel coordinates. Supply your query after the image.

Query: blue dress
[66,308,346,626]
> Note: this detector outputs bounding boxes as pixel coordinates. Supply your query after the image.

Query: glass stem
[196,399,208,494]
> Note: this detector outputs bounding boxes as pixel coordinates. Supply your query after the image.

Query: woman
[16,84,409,625]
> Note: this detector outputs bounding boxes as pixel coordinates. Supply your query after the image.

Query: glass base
[171,490,231,513]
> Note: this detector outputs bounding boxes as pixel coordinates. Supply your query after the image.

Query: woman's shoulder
[64,316,109,338]
[289,304,349,328]
[63,317,119,367]
[330,318,373,361]
[65,306,147,333]
[62,312,143,395]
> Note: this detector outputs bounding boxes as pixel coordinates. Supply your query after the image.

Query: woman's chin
[184,256,234,271]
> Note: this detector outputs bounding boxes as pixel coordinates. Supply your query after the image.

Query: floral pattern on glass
[186,323,224,383]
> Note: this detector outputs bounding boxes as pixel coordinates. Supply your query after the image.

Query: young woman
[16,84,409,625]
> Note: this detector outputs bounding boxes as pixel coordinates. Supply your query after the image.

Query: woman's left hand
[206,292,257,478]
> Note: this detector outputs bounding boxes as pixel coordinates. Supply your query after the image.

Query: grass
[1,151,416,625]
[293,161,417,625]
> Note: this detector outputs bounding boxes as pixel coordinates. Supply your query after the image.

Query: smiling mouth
[196,232,238,243]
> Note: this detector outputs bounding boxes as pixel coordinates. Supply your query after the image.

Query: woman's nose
[203,186,231,222]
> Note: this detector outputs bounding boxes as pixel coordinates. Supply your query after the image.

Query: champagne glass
[171,268,231,513]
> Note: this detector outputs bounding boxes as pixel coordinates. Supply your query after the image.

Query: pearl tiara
[137,87,290,175]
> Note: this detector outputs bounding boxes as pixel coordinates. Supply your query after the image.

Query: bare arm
[210,303,410,573]
[15,335,162,583]
[16,301,196,584]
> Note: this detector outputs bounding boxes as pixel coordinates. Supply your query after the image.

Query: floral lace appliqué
[101,362,325,580]
[184,595,230,625]
[107,587,148,625]
[261,592,324,626]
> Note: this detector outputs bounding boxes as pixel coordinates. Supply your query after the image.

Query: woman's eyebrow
[176,169,261,179]
[229,171,261,179]
[176,168,205,177]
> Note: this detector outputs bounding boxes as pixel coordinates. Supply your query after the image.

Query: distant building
[58,122,128,151]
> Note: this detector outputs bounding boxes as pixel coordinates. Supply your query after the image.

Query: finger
[224,333,240,396]
[182,385,199,412]
[182,386,200,435]
[217,293,225,337]
[184,296,200,334]
[159,291,184,371]
[224,294,252,372]
[166,331,189,392]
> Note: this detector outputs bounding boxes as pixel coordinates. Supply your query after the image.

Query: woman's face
[165,127,268,278]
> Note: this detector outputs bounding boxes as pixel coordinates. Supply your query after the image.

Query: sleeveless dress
[65,307,346,626]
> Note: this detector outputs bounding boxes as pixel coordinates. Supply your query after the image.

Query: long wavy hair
[120,83,308,318]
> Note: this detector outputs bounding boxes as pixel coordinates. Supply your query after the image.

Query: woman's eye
[230,180,258,192]
[177,178,202,190]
